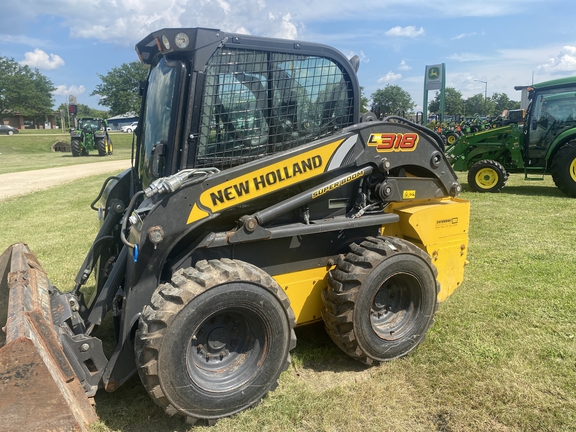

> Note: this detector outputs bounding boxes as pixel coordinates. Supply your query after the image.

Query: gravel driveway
[0,160,132,201]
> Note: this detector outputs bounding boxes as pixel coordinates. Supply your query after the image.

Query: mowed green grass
[1,147,576,431]
[0,129,133,174]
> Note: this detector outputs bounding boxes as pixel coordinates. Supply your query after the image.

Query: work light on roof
[175,32,190,49]
[161,35,171,50]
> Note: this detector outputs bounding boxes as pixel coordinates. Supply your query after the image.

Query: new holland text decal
[187,139,345,224]
[367,132,419,152]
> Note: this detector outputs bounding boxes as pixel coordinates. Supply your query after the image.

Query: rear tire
[551,141,576,197]
[322,236,439,365]
[467,159,508,193]
[71,139,81,157]
[135,259,296,424]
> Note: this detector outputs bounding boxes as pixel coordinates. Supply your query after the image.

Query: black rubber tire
[322,236,439,365]
[71,139,82,157]
[135,259,296,424]
[551,141,576,197]
[467,159,508,193]
[97,138,107,156]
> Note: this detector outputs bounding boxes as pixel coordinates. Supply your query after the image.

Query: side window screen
[196,48,354,169]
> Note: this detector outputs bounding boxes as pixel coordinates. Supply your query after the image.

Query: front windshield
[139,57,181,188]
[79,119,100,130]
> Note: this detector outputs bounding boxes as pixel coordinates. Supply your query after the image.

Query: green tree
[359,86,369,113]
[371,85,415,118]
[491,92,520,116]
[428,87,464,116]
[464,93,492,116]
[91,61,148,116]
[0,56,55,126]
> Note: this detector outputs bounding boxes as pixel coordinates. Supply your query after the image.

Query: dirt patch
[0,160,131,201]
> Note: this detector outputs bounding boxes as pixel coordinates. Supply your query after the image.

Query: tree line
[370,84,521,119]
[0,56,147,128]
[1,53,519,128]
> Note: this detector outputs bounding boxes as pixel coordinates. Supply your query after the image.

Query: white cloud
[20,49,65,70]
[537,46,576,74]
[385,26,425,38]
[447,52,494,62]
[452,32,477,40]
[377,72,402,84]
[53,84,86,97]
[216,0,231,14]
[398,60,411,71]
[273,13,298,39]
[0,34,47,47]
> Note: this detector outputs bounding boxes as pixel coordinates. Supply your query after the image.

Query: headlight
[175,32,189,49]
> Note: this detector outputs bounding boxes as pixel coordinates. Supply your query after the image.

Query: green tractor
[446,76,576,196]
[71,117,113,157]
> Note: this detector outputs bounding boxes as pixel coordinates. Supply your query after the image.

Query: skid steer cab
[0,28,470,430]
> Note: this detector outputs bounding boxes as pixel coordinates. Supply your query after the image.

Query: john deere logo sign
[428,67,440,80]
[425,64,443,90]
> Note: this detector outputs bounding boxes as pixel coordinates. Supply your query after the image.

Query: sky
[1,0,576,113]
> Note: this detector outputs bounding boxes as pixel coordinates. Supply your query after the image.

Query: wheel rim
[370,272,421,341]
[447,135,456,144]
[474,167,498,189]
[570,158,576,183]
[186,308,267,392]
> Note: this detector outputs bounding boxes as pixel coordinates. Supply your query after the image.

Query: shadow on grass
[461,183,566,198]
[293,321,368,374]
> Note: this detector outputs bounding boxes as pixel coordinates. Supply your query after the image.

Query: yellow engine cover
[271,197,470,325]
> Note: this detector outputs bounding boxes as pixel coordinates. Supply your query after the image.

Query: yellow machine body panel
[385,198,470,301]
[273,267,332,326]
[272,197,470,326]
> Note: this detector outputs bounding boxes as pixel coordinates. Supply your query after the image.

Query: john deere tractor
[71,117,113,157]
[446,76,576,196]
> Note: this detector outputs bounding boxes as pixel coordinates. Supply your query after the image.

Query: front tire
[135,259,296,424]
[322,236,439,365]
[551,141,576,197]
[71,139,82,157]
[446,132,459,145]
[467,159,508,193]
[97,138,107,156]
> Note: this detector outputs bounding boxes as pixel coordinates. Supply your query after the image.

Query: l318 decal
[367,133,419,152]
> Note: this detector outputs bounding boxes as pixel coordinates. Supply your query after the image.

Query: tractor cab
[524,81,576,161]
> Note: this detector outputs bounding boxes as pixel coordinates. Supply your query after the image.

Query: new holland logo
[186,139,345,224]
[367,133,419,152]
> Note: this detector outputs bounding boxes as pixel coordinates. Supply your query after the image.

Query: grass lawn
[0,129,133,174]
[1,142,575,431]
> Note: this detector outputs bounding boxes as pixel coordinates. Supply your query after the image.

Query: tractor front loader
[0,28,470,430]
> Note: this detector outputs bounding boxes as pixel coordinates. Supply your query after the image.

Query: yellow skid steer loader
[0,28,469,430]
